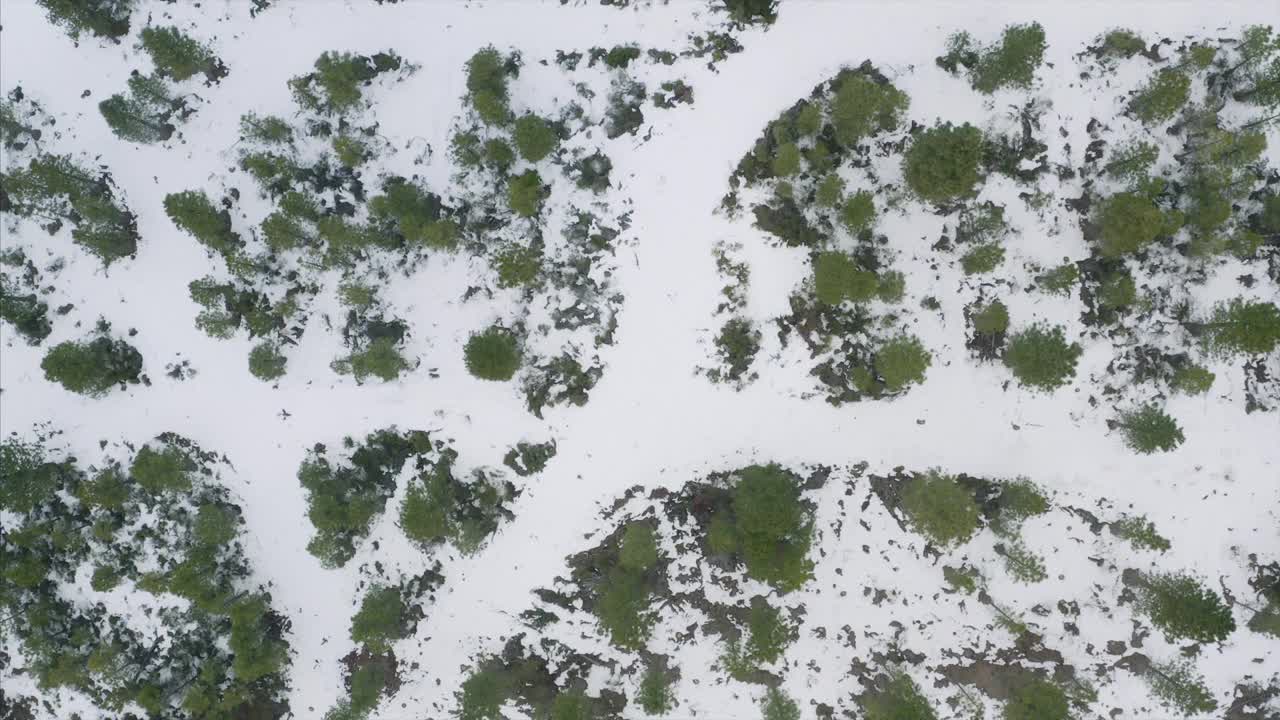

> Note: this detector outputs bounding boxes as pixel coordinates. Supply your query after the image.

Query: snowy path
[1,2,1276,719]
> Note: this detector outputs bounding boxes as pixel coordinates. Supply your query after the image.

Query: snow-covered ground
[2,2,1277,719]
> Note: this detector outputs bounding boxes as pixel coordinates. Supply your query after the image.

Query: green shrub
[813,252,878,305]
[466,48,511,125]
[903,123,984,203]
[494,246,542,288]
[874,335,931,391]
[248,342,287,381]
[1096,192,1172,258]
[332,134,368,168]
[1170,365,1214,395]
[1038,263,1078,294]
[815,173,844,207]
[637,663,673,715]
[1199,299,1280,356]
[130,445,193,494]
[901,471,980,546]
[744,600,792,664]
[771,142,801,177]
[1111,515,1170,551]
[1003,324,1081,391]
[761,688,800,720]
[960,243,1004,275]
[596,565,655,650]
[711,317,761,383]
[1116,405,1184,454]
[507,171,547,218]
[1002,678,1069,720]
[1137,572,1236,643]
[335,338,409,383]
[830,73,909,146]
[1129,68,1191,124]
[484,138,515,171]
[350,585,407,652]
[731,465,813,592]
[619,523,659,572]
[861,671,938,720]
[1097,270,1137,309]
[464,327,521,381]
[458,669,506,720]
[972,300,1009,335]
[513,114,557,162]
[40,333,144,397]
[971,23,1047,93]
[841,190,876,233]
[875,271,906,303]
[1099,29,1146,58]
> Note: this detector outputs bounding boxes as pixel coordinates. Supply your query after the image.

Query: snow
[2,1,1278,719]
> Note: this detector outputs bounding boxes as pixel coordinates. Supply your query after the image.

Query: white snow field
[1,1,1277,719]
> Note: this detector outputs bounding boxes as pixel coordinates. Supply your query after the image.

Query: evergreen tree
[139,26,217,82]
[40,331,143,397]
[35,0,133,42]
[903,123,985,203]
[350,585,409,652]
[1137,572,1236,643]
[1003,324,1081,391]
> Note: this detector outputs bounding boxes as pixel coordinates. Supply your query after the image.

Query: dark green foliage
[0,435,292,716]
[368,178,453,249]
[972,300,1009,335]
[164,190,238,257]
[399,460,507,554]
[761,687,800,720]
[1198,299,1280,356]
[0,283,52,344]
[1038,262,1078,294]
[1097,269,1136,309]
[637,662,673,715]
[830,73,909,147]
[603,45,642,69]
[860,671,938,720]
[815,173,844,207]
[1105,141,1158,180]
[467,47,513,125]
[1,154,138,264]
[98,73,183,144]
[508,170,547,218]
[464,327,522,381]
[139,26,216,82]
[290,51,401,114]
[240,112,293,143]
[1147,660,1217,715]
[1002,678,1069,720]
[1117,405,1184,454]
[903,123,984,203]
[502,441,556,477]
[1110,515,1170,551]
[350,585,408,653]
[298,429,431,567]
[619,523,659,572]
[960,243,1004,274]
[35,0,132,41]
[1095,192,1167,257]
[901,471,980,546]
[971,23,1047,93]
[723,0,779,27]
[709,316,761,384]
[513,114,558,162]
[597,565,656,650]
[1130,68,1191,124]
[248,342,288,381]
[1003,324,1081,391]
[744,600,792,664]
[40,332,143,397]
[753,196,824,247]
[874,335,931,391]
[1137,572,1236,643]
